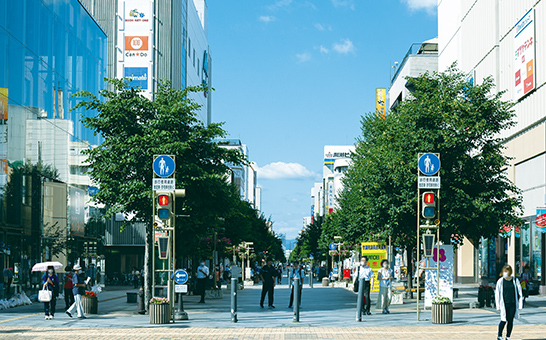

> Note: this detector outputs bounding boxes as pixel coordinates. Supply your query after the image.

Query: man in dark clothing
[3,267,13,299]
[260,259,277,308]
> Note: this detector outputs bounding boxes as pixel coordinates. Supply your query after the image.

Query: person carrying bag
[41,265,59,320]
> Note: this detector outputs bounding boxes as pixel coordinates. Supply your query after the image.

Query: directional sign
[153,155,175,178]
[329,242,337,251]
[173,269,188,284]
[418,153,440,176]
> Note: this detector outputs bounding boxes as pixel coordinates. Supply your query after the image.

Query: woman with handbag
[41,265,59,320]
[376,259,393,314]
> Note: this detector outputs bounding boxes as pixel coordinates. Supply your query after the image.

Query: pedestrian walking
[3,267,13,298]
[353,256,374,315]
[64,266,74,310]
[495,264,523,340]
[520,265,531,304]
[66,264,87,319]
[42,266,59,320]
[376,259,392,314]
[276,265,283,284]
[288,261,304,308]
[196,260,209,303]
[259,259,277,309]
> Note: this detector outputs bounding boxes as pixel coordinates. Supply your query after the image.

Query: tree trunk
[144,219,153,312]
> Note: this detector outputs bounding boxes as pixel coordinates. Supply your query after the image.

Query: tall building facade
[80,0,212,124]
[439,0,546,289]
[218,139,262,211]
[0,0,107,281]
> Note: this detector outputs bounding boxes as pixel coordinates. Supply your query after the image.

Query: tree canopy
[324,66,522,248]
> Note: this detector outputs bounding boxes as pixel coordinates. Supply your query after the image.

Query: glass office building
[0,0,106,285]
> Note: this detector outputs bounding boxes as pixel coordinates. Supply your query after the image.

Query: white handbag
[38,285,52,302]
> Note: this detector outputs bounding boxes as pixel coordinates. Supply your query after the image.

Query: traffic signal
[157,236,170,260]
[423,231,436,257]
[422,191,436,219]
[156,192,172,220]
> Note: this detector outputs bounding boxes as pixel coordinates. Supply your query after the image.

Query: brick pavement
[0,325,545,339]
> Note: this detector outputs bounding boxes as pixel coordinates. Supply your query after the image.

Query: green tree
[74,79,245,308]
[332,66,522,249]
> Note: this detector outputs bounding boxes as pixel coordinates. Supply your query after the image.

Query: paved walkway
[1,280,546,339]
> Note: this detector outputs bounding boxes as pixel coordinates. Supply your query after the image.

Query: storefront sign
[361,242,387,292]
[376,88,386,119]
[536,208,546,233]
[514,9,535,100]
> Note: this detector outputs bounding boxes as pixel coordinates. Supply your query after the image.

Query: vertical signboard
[514,9,535,100]
[69,186,86,237]
[424,245,453,307]
[118,0,153,97]
[361,242,387,292]
[0,88,8,187]
[376,88,386,119]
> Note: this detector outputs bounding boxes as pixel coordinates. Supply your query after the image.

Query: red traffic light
[423,192,435,204]
[158,195,169,206]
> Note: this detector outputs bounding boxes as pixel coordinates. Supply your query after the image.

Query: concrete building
[439,0,546,290]
[80,0,212,123]
[218,139,262,211]
[389,38,438,111]
[322,145,355,216]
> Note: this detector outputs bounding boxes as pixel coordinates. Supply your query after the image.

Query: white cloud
[296,52,312,63]
[258,162,317,180]
[314,23,325,31]
[332,38,355,54]
[401,0,437,14]
[319,45,330,54]
[268,0,293,10]
[259,15,275,23]
[331,0,355,10]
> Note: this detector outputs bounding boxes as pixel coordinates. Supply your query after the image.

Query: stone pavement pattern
[0,325,546,340]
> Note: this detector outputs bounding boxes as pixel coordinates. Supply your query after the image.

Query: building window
[197,59,200,76]
[188,38,191,56]
[193,49,195,67]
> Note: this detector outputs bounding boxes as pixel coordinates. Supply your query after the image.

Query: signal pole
[416,153,441,321]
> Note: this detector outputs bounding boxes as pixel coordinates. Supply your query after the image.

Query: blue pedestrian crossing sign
[153,155,175,178]
[329,242,337,250]
[418,153,440,176]
[173,269,188,284]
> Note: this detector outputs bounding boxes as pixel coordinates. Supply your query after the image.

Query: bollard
[231,278,238,323]
[137,287,146,314]
[309,271,313,288]
[356,278,365,322]
[293,278,300,322]
[174,292,188,320]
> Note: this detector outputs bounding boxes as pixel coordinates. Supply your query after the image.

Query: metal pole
[231,278,238,323]
[437,190,440,297]
[416,185,420,321]
[309,270,313,288]
[356,277,365,322]
[293,278,300,322]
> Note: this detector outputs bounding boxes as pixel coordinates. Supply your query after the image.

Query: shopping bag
[38,286,52,302]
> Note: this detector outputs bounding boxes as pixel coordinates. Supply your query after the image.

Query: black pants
[362,281,371,312]
[498,302,517,337]
[260,283,274,306]
[44,296,56,316]
[289,286,302,307]
[64,288,74,310]
[4,278,12,298]
[196,278,206,302]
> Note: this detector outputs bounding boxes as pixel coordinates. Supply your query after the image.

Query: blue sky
[208,0,438,240]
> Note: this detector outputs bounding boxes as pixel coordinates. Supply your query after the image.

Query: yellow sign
[0,88,7,120]
[376,88,386,119]
[361,242,387,292]
[434,219,440,225]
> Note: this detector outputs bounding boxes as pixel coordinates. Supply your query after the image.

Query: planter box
[432,303,453,324]
[478,290,493,308]
[82,296,98,314]
[149,303,171,324]
[391,293,404,305]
